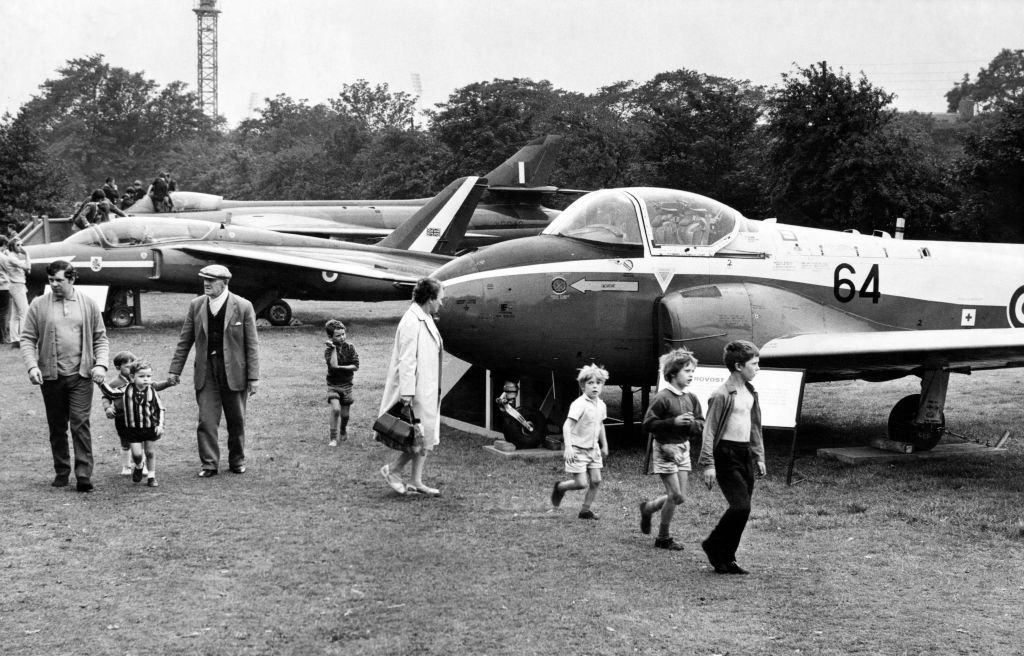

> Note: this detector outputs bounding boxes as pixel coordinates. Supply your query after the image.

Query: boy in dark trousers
[698,340,765,575]
[324,319,359,446]
[639,348,705,550]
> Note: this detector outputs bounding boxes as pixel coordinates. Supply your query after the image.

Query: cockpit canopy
[66,219,216,247]
[542,188,744,253]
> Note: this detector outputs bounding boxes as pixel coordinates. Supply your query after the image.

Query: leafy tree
[19,55,216,196]
[330,80,418,132]
[622,70,766,215]
[0,112,72,222]
[234,94,369,198]
[763,61,934,233]
[950,95,1024,242]
[427,78,570,180]
[945,49,1024,113]
[350,129,446,198]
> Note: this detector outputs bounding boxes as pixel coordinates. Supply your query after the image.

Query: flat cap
[198,264,232,280]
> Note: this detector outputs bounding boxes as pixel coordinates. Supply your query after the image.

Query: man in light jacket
[21,260,109,492]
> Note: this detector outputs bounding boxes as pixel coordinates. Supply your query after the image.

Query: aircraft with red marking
[433,187,1024,449]
[27,177,487,327]
[127,136,574,247]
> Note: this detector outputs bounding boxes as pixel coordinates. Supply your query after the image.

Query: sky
[1,0,1022,127]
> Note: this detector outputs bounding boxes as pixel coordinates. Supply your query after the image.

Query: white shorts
[650,439,691,475]
[565,445,603,474]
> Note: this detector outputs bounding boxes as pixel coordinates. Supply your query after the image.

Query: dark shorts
[327,384,354,406]
[126,426,160,444]
[114,418,131,449]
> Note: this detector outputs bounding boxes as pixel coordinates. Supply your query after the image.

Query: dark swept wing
[178,242,447,285]
[759,328,1024,381]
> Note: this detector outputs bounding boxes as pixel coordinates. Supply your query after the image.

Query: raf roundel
[1009,285,1024,328]
[551,277,568,294]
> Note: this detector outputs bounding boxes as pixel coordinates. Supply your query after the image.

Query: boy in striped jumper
[100,359,167,487]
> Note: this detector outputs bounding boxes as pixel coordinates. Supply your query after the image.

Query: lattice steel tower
[193,0,221,118]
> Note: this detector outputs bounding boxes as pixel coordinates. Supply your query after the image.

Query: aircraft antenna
[193,0,221,119]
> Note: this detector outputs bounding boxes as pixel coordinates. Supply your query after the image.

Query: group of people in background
[68,172,178,229]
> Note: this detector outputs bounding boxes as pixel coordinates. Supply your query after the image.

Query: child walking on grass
[324,319,359,446]
[550,364,609,520]
[101,359,167,487]
[699,340,765,575]
[639,348,705,550]
[99,351,174,477]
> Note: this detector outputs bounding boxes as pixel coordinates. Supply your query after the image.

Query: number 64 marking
[834,263,881,303]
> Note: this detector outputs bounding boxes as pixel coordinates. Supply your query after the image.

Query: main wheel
[502,407,547,449]
[107,305,135,328]
[262,300,292,326]
[887,394,945,451]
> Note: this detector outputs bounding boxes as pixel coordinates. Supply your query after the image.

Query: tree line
[2,50,1023,242]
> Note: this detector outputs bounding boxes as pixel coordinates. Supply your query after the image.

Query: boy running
[639,348,705,550]
[324,319,359,446]
[550,364,609,520]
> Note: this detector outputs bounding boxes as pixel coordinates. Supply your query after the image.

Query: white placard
[660,365,805,430]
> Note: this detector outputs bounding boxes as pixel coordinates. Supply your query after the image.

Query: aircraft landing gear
[259,299,293,326]
[887,368,950,451]
[107,305,135,328]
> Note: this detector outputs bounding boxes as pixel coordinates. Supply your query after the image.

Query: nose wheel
[501,406,548,449]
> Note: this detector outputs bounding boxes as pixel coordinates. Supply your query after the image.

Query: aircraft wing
[759,328,1024,381]
[226,214,393,241]
[177,243,435,284]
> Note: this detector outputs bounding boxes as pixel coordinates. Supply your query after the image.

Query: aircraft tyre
[261,300,292,327]
[106,305,135,328]
[887,394,944,451]
[502,406,547,449]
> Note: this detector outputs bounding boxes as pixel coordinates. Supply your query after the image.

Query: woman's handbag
[373,403,420,452]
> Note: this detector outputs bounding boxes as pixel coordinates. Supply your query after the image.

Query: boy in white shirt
[550,364,609,520]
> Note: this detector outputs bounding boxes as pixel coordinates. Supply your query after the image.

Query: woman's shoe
[380,464,406,494]
[408,483,440,496]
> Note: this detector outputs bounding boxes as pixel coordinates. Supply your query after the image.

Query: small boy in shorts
[550,364,609,520]
[116,359,166,487]
[639,348,705,550]
[324,319,359,446]
[99,351,174,476]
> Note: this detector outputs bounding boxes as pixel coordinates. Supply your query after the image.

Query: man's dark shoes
[197,469,218,478]
[52,475,69,488]
[725,561,749,575]
[550,482,564,508]
[654,537,685,551]
[578,510,599,520]
[230,465,246,474]
[639,501,652,534]
[76,478,94,492]
[702,539,730,573]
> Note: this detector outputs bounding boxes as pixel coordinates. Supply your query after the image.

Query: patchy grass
[1,292,1023,655]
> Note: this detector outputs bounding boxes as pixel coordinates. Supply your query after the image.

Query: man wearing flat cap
[168,264,260,477]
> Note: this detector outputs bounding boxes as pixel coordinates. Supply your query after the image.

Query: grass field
[2,292,1023,656]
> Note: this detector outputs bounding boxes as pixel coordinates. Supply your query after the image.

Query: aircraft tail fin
[378,176,487,254]
[483,135,563,189]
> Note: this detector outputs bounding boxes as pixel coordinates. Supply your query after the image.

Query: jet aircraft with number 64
[433,187,1024,449]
